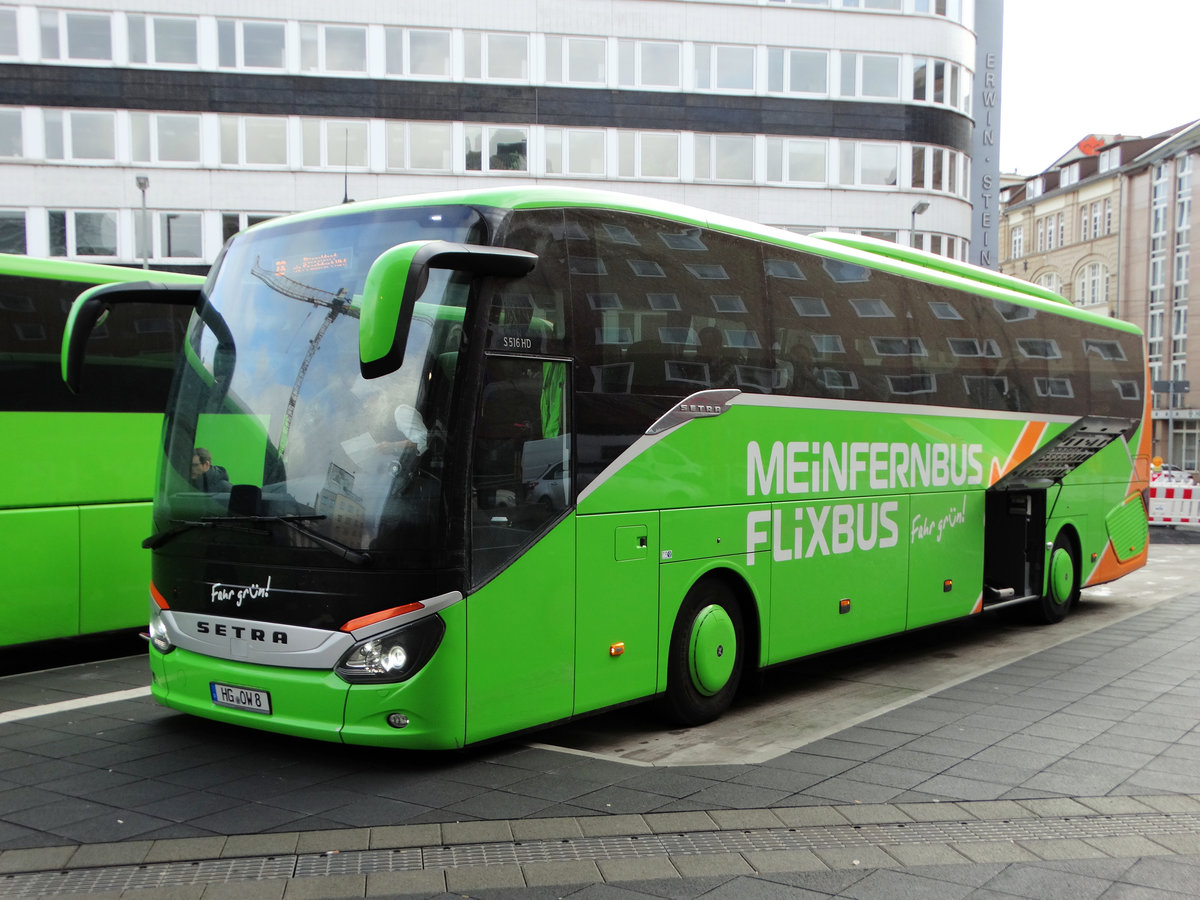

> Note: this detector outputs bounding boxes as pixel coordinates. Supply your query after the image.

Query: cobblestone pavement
[2,537,1199,897]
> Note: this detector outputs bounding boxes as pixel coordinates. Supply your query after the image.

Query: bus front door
[574,512,660,715]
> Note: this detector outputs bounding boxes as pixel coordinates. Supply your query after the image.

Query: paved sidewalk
[2,574,1200,896]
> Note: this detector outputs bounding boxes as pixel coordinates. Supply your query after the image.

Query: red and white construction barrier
[1148,482,1200,525]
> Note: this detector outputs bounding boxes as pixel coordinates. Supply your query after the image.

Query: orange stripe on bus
[989,421,1048,486]
[341,602,424,633]
[149,581,169,610]
[1086,533,1149,588]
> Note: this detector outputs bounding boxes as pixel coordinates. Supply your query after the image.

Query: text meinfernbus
[62,188,1150,747]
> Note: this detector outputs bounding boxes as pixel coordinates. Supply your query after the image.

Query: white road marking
[523,741,655,767]
[0,686,152,724]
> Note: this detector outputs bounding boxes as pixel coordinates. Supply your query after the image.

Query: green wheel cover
[688,603,736,696]
[1049,547,1074,605]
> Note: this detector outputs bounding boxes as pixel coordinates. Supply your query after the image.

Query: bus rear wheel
[663,580,744,726]
[1034,531,1079,624]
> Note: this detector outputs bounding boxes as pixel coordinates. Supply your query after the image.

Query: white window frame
[544,35,607,85]
[49,208,119,258]
[300,22,367,75]
[132,111,202,165]
[217,19,287,70]
[127,14,198,67]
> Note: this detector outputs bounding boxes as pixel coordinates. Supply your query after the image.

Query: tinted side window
[565,209,773,398]
[0,274,190,412]
[765,246,919,403]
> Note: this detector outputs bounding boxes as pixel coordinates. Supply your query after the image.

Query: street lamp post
[910,201,930,248]
[136,175,150,269]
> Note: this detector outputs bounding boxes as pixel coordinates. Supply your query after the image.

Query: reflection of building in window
[928,300,962,320]
[822,369,858,390]
[1035,377,1074,398]
[1017,338,1061,359]
[872,337,926,357]
[849,297,892,318]
[316,463,365,547]
[1114,380,1141,400]
[790,297,830,317]
[888,373,935,395]
[1084,339,1127,361]
[948,338,1000,358]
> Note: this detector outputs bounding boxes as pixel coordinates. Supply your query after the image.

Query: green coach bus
[1,254,201,646]
[62,187,1150,747]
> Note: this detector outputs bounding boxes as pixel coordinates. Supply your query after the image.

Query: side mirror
[359,240,537,379]
[61,282,206,393]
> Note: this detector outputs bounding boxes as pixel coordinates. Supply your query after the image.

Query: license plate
[210,682,272,715]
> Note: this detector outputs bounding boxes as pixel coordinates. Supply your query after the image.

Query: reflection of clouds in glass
[179,204,478,550]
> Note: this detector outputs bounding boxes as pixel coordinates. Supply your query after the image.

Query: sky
[999,0,1200,175]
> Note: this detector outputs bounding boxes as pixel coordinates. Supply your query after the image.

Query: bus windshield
[157,205,485,560]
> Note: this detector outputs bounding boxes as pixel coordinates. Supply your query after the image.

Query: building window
[912,57,962,108]
[127,15,197,66]
[221,212,275,243]
[49,210,117,257]
[618,131,679,179]
[220,115,288,167]
[545,128,606,176]
[132,113,201,163]
[1148,308,1163,363]
[465,31,529,81]
[841,52,899,98]
[694,134,754,182]
[142,211,203,259]
[465,125,528,172]
[0,107,21,157]
[0,8,16,57]
[40,10,110,61]
[0,210,26,253]
[1172,306,1188,357]
[384,28,452,77]
[545,36,606,85]
[618,40,681,89]
[1150,163,1169,308]
[1010,224,1024,259]
[301,23,367,74]
[695,44,755,91]
[1037,272,1062,295]
[44,109,116,161]
[1075,262,1109,307]
[767,138,827,183]
[302,119,369,168]
[840,141,897,186]
[1175,154,1192,302]
[40,11,113,61]
[384,121,452,171]
[218,19,286,69]
[766,48,827,93]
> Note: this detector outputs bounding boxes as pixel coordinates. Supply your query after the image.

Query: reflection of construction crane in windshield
[251,258,361,458]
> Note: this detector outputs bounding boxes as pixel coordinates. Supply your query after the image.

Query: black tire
[663,579,744,727]
[1033,531,1079,624]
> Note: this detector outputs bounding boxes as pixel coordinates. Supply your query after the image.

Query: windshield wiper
[144,514,372,566]
[144,518,271,549]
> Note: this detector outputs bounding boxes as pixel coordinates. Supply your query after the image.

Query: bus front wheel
[1035,531,1079,625]
[663,580,744,726]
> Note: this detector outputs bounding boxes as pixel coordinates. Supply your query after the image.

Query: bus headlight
[148,609,173,654]
[336,614,445,684]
